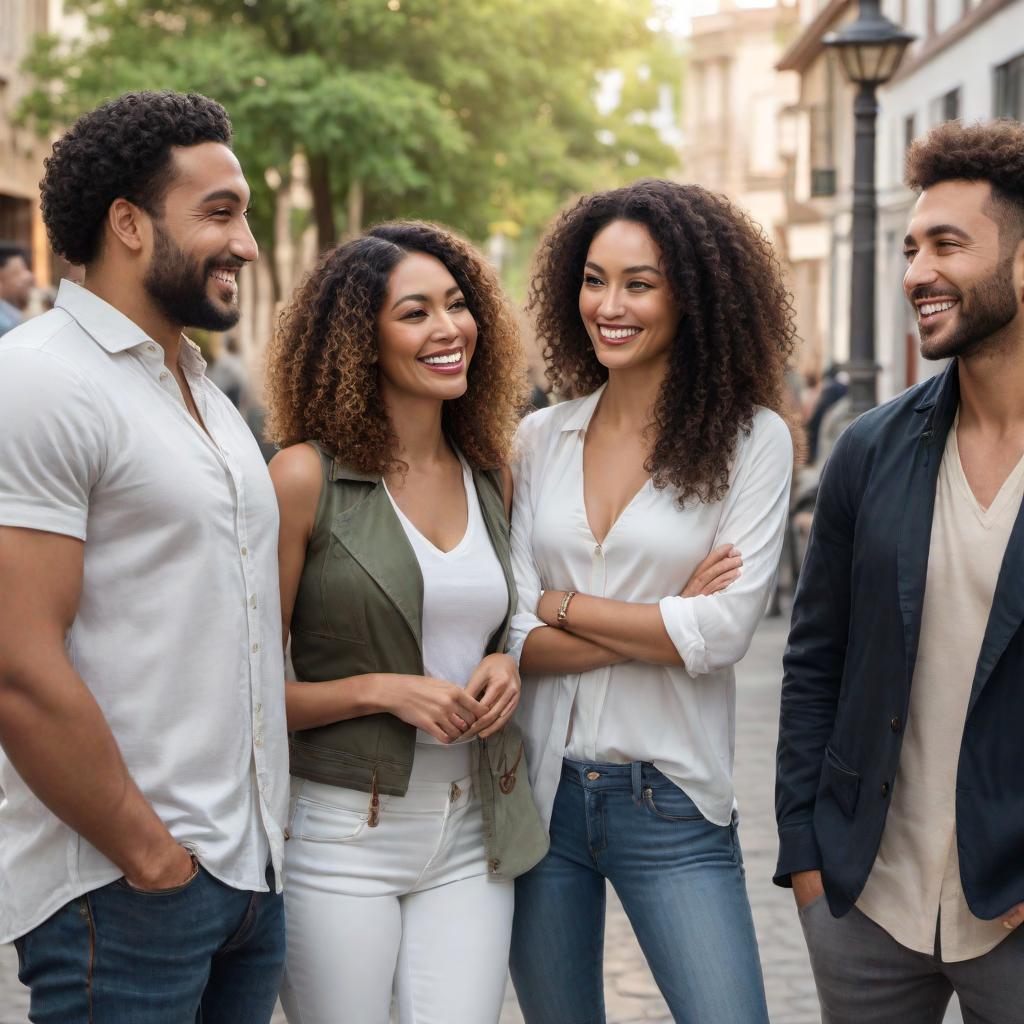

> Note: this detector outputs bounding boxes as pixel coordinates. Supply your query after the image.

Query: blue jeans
[14,865,285,1024]
[510,760,769,1024]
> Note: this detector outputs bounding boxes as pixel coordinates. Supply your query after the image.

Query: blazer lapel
[967,482,1024,716]
[896,365,959,685]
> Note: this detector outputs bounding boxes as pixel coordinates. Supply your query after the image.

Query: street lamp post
[825,0,914,417]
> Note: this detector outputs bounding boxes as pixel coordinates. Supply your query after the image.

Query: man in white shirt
[776,120,1024,1022]
[0,91,289,1022]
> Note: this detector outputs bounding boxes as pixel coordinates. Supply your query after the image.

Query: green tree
[21,0,678,270]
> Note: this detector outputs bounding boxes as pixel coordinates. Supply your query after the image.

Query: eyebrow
[201,189,246,205]
[903,224,972,246]
[391,285,462,310]
[585,260,663,276]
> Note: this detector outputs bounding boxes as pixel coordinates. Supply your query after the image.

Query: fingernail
[1004,920,1015,930]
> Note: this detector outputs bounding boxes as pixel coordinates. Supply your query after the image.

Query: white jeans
[280,744,514,1024]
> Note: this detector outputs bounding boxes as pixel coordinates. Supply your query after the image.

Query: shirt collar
[560,383,607,433]
[55,279,208,373]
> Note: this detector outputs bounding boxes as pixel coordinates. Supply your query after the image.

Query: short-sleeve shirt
[0,281,289,943]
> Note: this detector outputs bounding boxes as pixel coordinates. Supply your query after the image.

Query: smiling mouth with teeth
[419,351,464,366]
[917,299,957,319]
[210,269,238,290]
[598,325,642,341]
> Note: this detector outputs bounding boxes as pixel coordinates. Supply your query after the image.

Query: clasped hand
[389,654,521,744]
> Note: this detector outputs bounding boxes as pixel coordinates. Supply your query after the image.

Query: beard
[916,256,1019,361]
[143,222,241,332]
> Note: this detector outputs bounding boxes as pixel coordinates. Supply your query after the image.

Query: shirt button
[255,733,263,746]
[586,770,601,781]
[147,344,157,354]
[159,371,169,381]
[255,702,262,714]
[594,545,601,556]
[252,642,260,653]
[241,546,248,556]
[488,858,501,873]
[890,716,902,733]
[881,782,890,797]
[250,595,258,609]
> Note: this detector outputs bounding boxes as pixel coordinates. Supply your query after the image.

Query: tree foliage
[21,0,679,254]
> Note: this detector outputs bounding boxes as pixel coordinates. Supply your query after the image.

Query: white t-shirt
[0,281,289,943]
[385,456,508,748]
[508,386,793,827]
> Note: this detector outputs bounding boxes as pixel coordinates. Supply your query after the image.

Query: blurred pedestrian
[0,243,35,336]
[0,91,287,1023]
[508,179,795,1024]
[208,331,245,407]
[264,221,547,1024]
[776,119,1024,1023]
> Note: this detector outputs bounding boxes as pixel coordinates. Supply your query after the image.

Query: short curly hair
[40,91,232,265]
[530,179,796,505]
[264,221,527,474]
[906,119,1024,247]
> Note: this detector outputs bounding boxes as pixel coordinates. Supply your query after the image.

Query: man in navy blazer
[776,119,1024,1022]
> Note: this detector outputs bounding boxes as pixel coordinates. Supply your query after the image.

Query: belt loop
[631,761,643,804]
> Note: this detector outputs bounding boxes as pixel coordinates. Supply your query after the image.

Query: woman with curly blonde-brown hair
[264,221,548,1024]
[507,180,796,1023]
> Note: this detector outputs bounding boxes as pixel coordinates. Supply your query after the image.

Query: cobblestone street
[0,617,965,1023]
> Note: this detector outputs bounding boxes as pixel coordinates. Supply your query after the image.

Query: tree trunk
[346,178,364,238]
[308,153,336,252]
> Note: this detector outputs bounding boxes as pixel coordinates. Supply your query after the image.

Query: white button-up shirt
[0,282,288,943]
[509,387,792,827]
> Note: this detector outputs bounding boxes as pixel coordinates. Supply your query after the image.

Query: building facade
[0,0,52,283]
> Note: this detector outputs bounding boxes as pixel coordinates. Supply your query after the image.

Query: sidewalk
[0,617,965,1023]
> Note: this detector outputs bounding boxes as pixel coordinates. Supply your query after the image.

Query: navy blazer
[775,362,1024,920]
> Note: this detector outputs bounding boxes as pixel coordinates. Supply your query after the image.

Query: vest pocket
[822,746,860,819]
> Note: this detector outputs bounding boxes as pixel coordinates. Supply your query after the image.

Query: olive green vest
[288,444,548,879]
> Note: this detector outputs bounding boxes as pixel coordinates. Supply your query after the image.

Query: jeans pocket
[291,796,369,843]
[116,857,203,897]
[641,784,705,822]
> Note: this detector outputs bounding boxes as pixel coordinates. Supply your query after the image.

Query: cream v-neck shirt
[508,387,793,827]
[857,413,1024,962]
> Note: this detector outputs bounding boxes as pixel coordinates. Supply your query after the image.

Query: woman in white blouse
[508,179,796,1024]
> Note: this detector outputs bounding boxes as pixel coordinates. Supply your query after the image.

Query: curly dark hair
[40,91,232,265]
[530,178,796,505]
[264,221,527,474]
[906,119,1024,247]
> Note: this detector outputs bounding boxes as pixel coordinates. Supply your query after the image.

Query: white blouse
[508,385,793,827]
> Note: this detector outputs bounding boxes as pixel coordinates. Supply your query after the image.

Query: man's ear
[106,198,151,255]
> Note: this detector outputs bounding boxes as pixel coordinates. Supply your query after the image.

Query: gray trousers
[799,896,1024,1024]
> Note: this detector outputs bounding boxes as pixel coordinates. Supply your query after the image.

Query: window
[931,88,961,125]
[903,114,917,153]
[994,53,1024,120]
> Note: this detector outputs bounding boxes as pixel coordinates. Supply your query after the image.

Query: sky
[660,0,780,36]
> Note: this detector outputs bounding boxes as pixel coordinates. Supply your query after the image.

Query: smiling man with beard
[776,118,1024,1024]
[0,92,288,1022]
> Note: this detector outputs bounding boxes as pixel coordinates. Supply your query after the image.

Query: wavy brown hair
[530,179,797,504]
[265,221,527,474]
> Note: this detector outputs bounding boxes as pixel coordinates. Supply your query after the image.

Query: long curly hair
[40,92,232,266]
[530,179,797,504]
[264,221,527,474]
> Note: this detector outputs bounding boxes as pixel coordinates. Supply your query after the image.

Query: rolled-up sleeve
[0,348,107,539]
[506,415,547,666]
[658,409,793,676]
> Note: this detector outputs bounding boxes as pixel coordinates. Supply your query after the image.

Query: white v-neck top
[857,413,1024,961]
[508,386,793,826]
[385,457,508,748]
[0,282,288,943]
